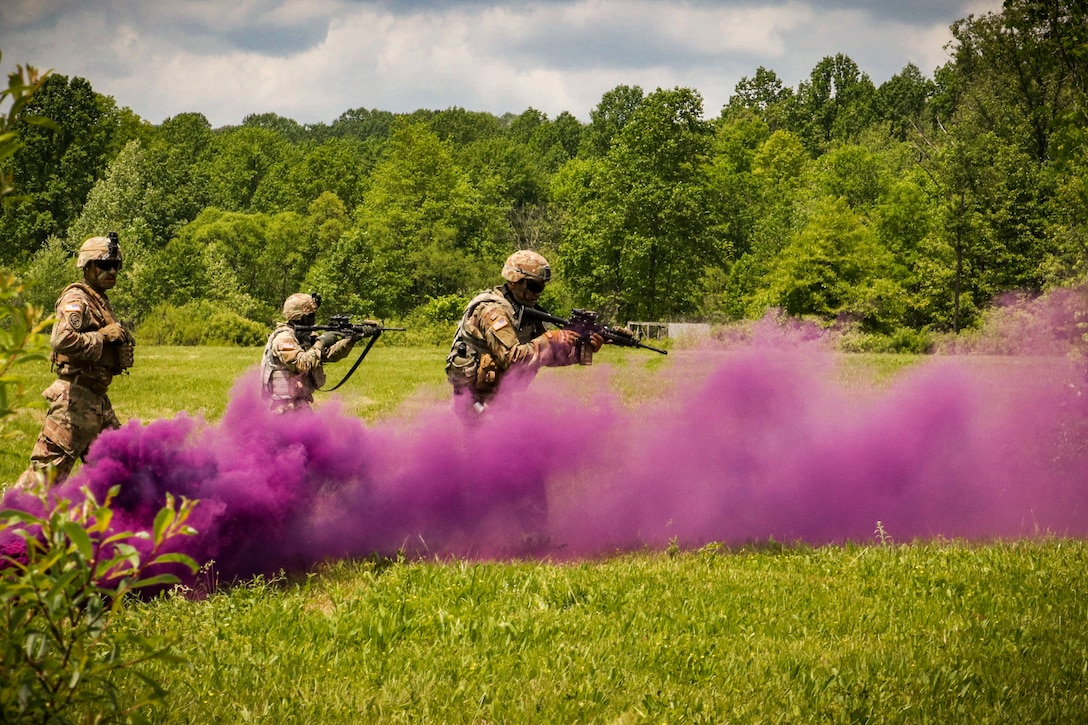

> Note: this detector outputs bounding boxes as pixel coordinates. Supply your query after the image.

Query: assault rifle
[521,307,667,362]
[296,314,406,339]
[293,315,406,391]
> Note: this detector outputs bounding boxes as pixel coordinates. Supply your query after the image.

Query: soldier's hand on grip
[100,322,126,343]
[587,332,605,352]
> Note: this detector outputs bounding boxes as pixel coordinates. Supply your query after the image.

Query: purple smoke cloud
[3,300,1088,585]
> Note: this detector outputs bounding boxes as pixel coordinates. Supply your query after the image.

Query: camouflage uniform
[261,293,357,413]
[20,236,134,487]
[446,251,579,413]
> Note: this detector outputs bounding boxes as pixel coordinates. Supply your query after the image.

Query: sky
[0,0,1003,128]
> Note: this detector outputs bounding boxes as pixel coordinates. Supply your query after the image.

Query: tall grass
[6,346,1082,723]
[117,541,1088,723]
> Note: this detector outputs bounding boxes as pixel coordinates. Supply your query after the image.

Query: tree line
[1,0,1085,349]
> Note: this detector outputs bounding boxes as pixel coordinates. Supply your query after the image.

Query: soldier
[445,249,603,418]
[261,293,360,413]
[18,232,135,488]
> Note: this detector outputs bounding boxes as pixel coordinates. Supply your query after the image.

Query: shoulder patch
[62,300,85,330]
[491,317,510,332]
[279,339,298,351]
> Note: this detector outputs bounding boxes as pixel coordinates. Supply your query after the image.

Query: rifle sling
[321,329,381,393]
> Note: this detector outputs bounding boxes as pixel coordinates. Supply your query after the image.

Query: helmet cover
[501,250,552,284]
[76,232,123,269]
[282,293,319,322]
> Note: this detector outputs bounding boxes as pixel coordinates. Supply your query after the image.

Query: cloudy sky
[0,0,1001,128]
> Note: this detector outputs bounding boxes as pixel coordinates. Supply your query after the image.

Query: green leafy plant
[0,483,199,724]
[1,50,53,201]
[0,271,52,424]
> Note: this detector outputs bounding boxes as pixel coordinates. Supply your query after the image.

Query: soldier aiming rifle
[261,293,402,412]
[446,249,660,419]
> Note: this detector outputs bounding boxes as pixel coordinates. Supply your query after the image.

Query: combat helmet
[76,232,123,269]
[282,293,320,322]
[501,250,551,284]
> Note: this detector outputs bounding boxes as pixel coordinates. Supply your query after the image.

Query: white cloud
[0,0,1005,127]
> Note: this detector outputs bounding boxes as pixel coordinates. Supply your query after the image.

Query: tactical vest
[51,282,133,382]
[445,286,546,391]
[261,324,326,404]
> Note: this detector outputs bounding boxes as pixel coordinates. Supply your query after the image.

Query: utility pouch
[446,341,479,390]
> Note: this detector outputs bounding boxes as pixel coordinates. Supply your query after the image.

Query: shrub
[840,326,934,354]
[0,482,198,723]
[0,272,52,423]
[135,301,268,346]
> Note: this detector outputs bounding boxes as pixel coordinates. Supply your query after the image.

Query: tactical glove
[533,328,579,366]
[100,323,126,343]
[315,331,341,349]
[587,332,605,353]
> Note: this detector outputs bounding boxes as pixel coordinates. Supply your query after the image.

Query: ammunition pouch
[446,341,479,391]
[99,342,133,375]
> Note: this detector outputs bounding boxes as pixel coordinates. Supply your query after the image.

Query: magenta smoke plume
[3,306,1087,584]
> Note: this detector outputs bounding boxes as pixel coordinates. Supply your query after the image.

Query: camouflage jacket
[50,282,133,388]
[261,323,355,406]
[446,284,563,396]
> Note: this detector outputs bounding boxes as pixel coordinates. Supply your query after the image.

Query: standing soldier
[18,232,135,488]
[445,249,602,418]
[261,293,359,413]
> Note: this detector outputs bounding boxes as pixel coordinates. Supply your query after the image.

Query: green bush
[1,482,198,723]
[840,326,934,354]
[135,301,269,346]
[0,271,52,422]
[387,294,468,347]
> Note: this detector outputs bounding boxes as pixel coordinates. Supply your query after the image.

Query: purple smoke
[3,299,1087,584]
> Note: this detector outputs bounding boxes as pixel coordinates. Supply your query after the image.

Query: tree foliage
[3,2,1085,340]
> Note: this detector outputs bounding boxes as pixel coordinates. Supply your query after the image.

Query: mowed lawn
[3,345,1087,723]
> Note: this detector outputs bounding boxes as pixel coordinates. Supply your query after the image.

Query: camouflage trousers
[18,378,120,488]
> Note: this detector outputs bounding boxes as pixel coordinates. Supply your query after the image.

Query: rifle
[296,314,406,339]
[521,307,667,362]
[294,314,406,391]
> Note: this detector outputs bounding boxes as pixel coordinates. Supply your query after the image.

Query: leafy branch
[1,482,199,723]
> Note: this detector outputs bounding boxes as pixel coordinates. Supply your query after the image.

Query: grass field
[3,344,1087,723]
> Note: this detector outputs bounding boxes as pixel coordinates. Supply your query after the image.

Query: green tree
[719,129,810,320]
[328,107,396,142]
[580,85,644,158]
[944,0,1087,165]
[252,137,376,214]
[312,121,502,317]
[139,112,216,246]
[199,126,296,212]
[429,107,504,146]
[557,87,716,321]
[766,196,907,332]
[875,63,936,141]
[0,51,52,201]
[790,54,877,153]
[723,66,794,130]
[0,74,119,262]
[242,111,308,143]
